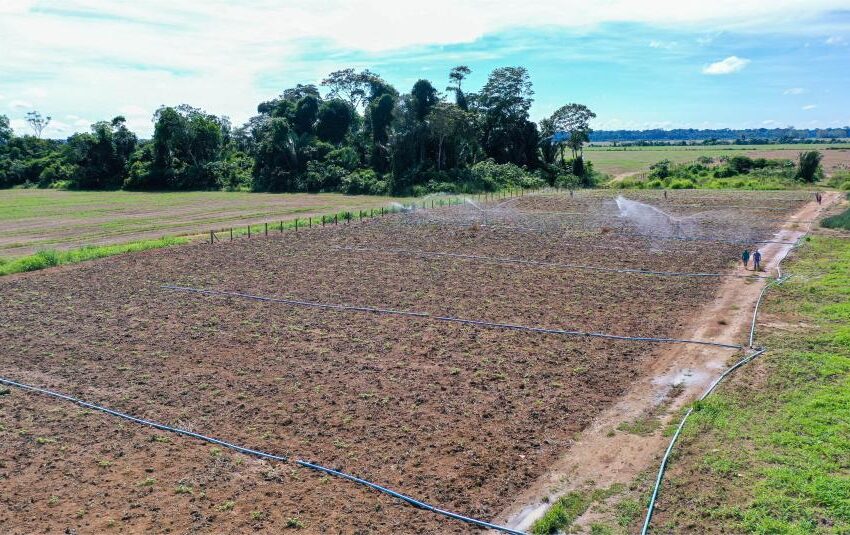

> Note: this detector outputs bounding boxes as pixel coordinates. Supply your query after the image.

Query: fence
[205,187,545,244]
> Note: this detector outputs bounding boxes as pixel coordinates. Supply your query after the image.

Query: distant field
[0,190,410,258]
[585,144,850,176]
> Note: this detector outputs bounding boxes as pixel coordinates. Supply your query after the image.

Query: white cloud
[783,87,805,95]
[8,99,33,110]
[649,40,677,49]
[762,119,778,125]
[802,104,817,110]
[825,35,846,45]
[23,86,48,98]
[1,0,848,136]
[702,55,750,75]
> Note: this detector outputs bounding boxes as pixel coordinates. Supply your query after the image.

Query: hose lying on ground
[162,285,743,350]
[641,229,808,533]
[332,245,771,280]
[0,376,526,535]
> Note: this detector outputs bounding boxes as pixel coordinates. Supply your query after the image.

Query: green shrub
[341,169,387,195]
[669,178,696,189]
[821,208,850,230]
[469,159,544,191]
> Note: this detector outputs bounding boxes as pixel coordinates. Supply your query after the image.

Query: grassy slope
[649,235,850,534]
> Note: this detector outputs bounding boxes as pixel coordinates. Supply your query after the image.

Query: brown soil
[0,191,812,534]
[497,192,838,532]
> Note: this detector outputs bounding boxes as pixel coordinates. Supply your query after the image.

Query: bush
[341,169,387,195]
[821,207,850,230]
[303,161,347,192]
[38,161,77,188]
[469,159,545,191]
[670,178,696,189]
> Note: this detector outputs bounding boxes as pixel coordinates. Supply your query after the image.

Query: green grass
[655,236,850,533]
[531,485,624,534]
[821,205,850,230]
[0,190,413,258]
[0,236,188,275]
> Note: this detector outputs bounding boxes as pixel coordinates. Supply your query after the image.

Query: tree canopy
[0,66,608,195]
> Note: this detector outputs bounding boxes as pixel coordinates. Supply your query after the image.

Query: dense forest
[591,127,850,144]
[0,67,599,195]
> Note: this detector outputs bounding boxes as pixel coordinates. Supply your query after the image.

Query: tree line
[0,67,599,195]
[591,127,850,144]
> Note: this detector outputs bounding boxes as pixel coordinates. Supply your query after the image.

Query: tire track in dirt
[497,192,839,532]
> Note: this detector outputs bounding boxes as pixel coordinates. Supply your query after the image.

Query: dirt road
[497,192,839,532]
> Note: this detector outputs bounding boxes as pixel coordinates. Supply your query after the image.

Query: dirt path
[496,192,839,532]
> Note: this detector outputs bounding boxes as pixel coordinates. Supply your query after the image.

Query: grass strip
[0,236,188,276]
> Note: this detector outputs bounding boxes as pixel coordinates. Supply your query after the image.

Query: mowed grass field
[0,190,410,259]
[585,144,850,176]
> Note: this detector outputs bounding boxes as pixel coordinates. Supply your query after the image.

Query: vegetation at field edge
[649,236,850,533]
[0,237,188,276]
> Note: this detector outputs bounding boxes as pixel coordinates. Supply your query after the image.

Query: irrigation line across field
[0,376,525,535]
[161,285,743,349]
[406,217,796,247]
[331,245,772,280]
[640,234,808,534]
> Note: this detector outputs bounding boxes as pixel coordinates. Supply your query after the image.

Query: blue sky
[1,0,849,138]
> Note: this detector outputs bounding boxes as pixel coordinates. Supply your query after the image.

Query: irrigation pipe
[162,285,743,350]
[407,217,794,247]
[332,246,771,280]
[0,376,526,535]
[640,348,767,535]
[641,227,810,533]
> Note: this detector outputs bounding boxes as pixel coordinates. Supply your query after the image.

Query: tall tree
[447,65,471,110]
[477,67,539,167]
[316,99,355,144]
[427,102,466,171]
[26,111,51,138]
[796,151,823,183]
[322,68,377,109]
[550,103,596,159]
[293,95,319,135]
[411,79,439,122]
[0,115,12,146]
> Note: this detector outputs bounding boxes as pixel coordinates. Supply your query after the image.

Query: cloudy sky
[1,0,849,138]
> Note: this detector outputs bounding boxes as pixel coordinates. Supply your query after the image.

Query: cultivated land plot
[0,191,808,533]
[0,190,409,259]
[584,145,850,176]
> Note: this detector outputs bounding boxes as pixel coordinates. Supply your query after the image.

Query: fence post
[335,214,338,225]
[230,228,233,241]
[210,230,214,244]
[265,222,268,236]
[309,217,312,228]
[322,215,325,227]
[295,218,298,231]
[248,226,251,238]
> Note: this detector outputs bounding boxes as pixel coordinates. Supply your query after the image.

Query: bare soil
[0,191,811,534]
[497,192,837,532]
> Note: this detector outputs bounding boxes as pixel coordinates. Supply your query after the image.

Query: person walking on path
[742,249,750,270]
[753,249,762,271]
[816,191,822,205]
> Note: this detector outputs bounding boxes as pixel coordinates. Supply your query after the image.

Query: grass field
[649,235,850,533]
[585,145,850,176]
[0,189,411,259]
